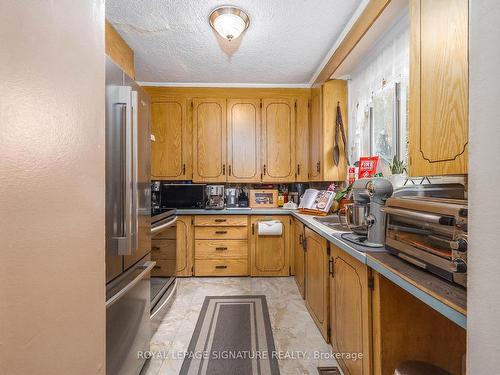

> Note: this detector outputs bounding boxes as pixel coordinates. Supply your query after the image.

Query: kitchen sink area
[313,215,351,232]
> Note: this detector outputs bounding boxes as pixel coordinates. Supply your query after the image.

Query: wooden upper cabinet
[330,244,371,375]
[309,80,348,182]
[261,98,296,183]
[192,98,227,182]
[409,0,468,176]
[250,216,290,276]
[295,97,309,182]
[227,99,261,182]
[305,227,329,341]
[151,99,191,180]
[309,86,323,181]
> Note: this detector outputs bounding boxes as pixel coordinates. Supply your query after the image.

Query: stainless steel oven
[150,208,177,332]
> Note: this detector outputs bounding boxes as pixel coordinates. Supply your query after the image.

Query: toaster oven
[382,196,468,287]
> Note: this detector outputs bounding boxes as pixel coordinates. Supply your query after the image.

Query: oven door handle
[151,280,177,319]
[381,207,455,226]
[151,216,178,235]
[105,261,156,308]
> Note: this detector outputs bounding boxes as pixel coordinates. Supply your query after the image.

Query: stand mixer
[340,177,393,247]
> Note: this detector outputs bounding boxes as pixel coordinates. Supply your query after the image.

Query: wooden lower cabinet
[304,227,329,341]
[293,219,306,298]
[372,273,466,375]
[176,216,193,276]
[330,244,372,375]
[194,215,249,276]
[250,216,290,276]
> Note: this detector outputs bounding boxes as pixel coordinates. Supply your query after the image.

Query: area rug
[179,295,280,375]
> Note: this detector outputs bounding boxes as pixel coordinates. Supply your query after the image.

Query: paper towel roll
[257,220,283,236]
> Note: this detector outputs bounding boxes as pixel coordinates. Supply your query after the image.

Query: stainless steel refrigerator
[105,57,153,375]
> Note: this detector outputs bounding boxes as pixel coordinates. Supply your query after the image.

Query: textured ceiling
[106,0,364,85]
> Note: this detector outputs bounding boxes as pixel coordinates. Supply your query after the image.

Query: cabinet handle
[263,164,267,175]
[329,258,334,276]
[317,161,321,173]
[222,164,226,175]
[215,247,228,251]
[215,230,227,234]
[298,234,303,246]
[228,165,232,176]
[252,223,255,235]
[214,219,227,223]
[182,163,186,175]
[215,265,228,269]
[297,164,300,176]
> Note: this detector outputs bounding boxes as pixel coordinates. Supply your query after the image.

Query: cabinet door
[250,216,290,276]
[330,244,371,375]
[261,98,296,182]
[293,220,306,299]
[309,86,322,181]
[295,97,309,182]
[227,99,261,182]
[322,80,348,182]
[192,98,227,182]
[305,227,329,341]
[409,0,468,176]
[151,98,191,180]
[176,216,193,276]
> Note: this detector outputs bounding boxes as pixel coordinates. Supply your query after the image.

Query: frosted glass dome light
[209,6,250,42]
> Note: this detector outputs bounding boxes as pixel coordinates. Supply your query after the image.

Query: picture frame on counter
[249,189,278,208]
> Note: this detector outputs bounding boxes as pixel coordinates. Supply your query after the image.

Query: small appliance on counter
[237,188,249,208]
[161,183,206,209]
[339,177,393,247]
[225,187,239,208]
[205,185,225,209]
[383,196,468,287]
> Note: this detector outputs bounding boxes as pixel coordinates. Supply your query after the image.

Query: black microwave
[161,184,206,209]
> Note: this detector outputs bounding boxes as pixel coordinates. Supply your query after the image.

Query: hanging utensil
[333,104,341,166]
[336,102,350,165]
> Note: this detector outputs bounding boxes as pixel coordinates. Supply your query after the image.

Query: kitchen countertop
[175,208,467,329]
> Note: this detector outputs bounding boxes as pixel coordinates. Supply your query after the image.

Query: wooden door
[293,219,306,299]
[309,86,322,181]
[322,80,348,182]
[295,97,309,182]
[192,98,227,182]
[409,0,468,176]
[176,216,193,276]
[261,98,296,182]
[330,244,371,375]
[151,98,191,180]
[250,216,290,276]
[305,227,329,341]
[227,99,261,182]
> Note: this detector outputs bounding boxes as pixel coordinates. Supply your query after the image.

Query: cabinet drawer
[152,260,176,277]
[195,259,248,276]
[194,215,248,227]
[195,240,248,259]
[151,239,176,260]
[195,226,248,240]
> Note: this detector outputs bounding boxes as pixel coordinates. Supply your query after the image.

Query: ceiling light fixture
[209,6,250,42]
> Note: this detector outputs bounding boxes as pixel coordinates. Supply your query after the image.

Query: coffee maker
[225,188,239,208]
[205,185,225,209]
[340,178,393,247]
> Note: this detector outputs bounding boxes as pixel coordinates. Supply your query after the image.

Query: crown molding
[138,81,312,89]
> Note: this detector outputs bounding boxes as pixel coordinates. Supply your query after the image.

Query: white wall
[348,11,409,164]
[0,1,106,373]
[468,0,500,373]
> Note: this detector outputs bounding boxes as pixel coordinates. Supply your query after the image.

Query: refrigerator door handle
[130,90,139,253]
[105,261,156,308]
[114,86,133,255]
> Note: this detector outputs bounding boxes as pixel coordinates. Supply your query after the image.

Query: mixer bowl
[338,203,369,235]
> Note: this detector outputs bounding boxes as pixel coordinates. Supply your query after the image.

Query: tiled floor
[143,277,341,375]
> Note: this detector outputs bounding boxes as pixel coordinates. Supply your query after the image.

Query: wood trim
[144,87,311,100]
[105,20,135,79]
[313,0,391,84]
